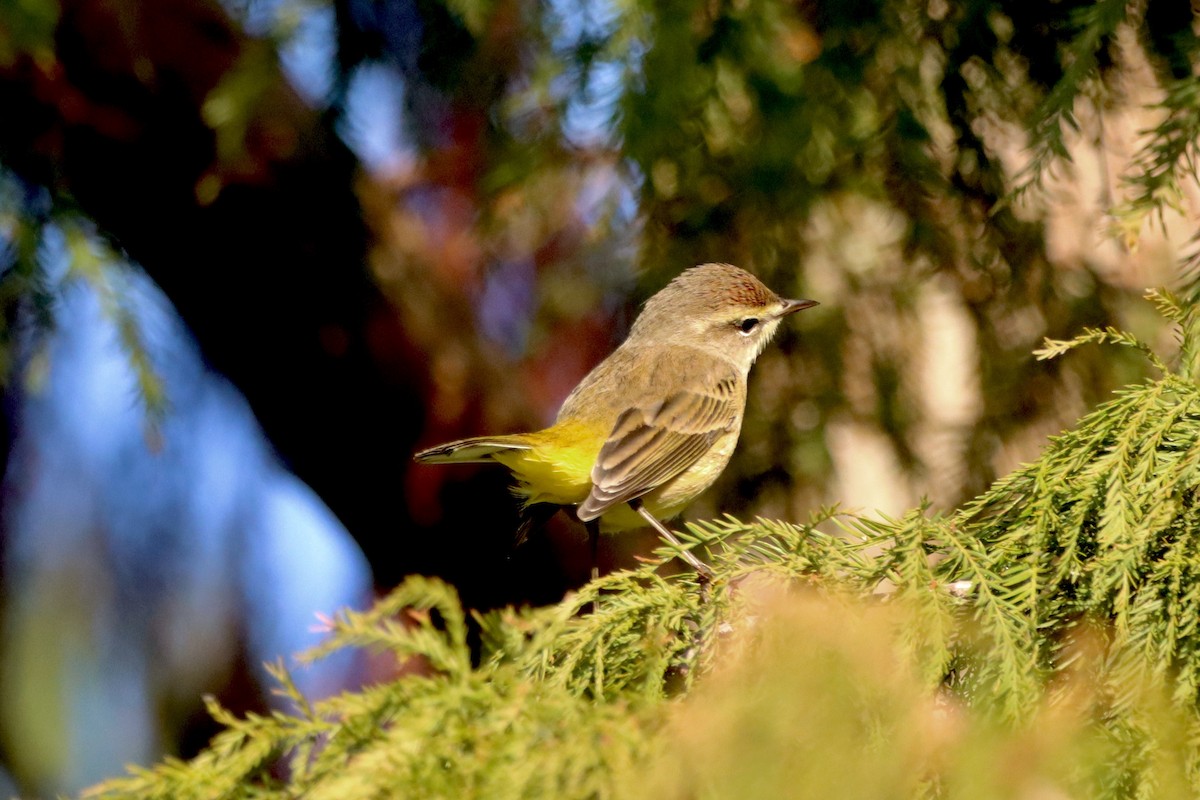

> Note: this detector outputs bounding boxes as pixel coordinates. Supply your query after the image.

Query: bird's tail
[413,433,534,464]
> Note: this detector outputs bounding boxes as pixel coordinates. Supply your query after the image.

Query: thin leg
[585,518,601,582]
[630,500,713,578]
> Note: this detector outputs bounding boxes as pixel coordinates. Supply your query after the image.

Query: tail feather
[413,434,533,464]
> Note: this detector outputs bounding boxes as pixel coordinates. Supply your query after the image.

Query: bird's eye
[737,317,760,335]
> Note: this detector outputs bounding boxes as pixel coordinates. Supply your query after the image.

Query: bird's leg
[582,518,603,616]
[585,518,601,583]
[630,500,713,579]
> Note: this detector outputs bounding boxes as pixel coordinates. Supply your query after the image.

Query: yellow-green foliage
[89,298,1200,798]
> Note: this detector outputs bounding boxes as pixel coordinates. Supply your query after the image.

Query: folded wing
[577,374,740,521]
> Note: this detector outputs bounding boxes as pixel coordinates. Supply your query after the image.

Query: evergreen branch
[1178,232,1200,308]
[62,222,169,425]
[1014,0,1130,195]
[1144,288,1193,327]
[936,519,1041,718]
[1035,326,1169,374]
[865,511,960,686]
[299,575,472,680]
[1113,77,1200,246]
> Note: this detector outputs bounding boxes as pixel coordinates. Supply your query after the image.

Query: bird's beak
[778,298,819,317]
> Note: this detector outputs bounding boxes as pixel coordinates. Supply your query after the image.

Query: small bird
[415,263,817,578]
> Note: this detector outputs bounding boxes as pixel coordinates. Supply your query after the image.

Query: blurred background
[0,0,1197,793]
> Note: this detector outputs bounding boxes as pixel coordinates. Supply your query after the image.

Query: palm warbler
[415,263,817,576]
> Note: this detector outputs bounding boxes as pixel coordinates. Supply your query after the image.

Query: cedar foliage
[2,0,1196,795]
[87,297,1200,797]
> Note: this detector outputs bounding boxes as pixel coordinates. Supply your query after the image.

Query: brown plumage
[415,263,818,576]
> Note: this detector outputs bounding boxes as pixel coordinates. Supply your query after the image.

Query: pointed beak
[778,298,819,317]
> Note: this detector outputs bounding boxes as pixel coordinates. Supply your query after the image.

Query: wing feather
[577,374,740,521]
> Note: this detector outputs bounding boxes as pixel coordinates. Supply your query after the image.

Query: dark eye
[737,317,760,335]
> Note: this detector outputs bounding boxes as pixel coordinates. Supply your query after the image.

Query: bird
[415,263,818,579]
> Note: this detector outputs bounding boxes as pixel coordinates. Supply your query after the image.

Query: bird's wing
[576,370,741,521]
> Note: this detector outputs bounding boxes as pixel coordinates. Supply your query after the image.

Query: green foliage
[61,223,168,425]
[1015,0,1131,195]
[0,0,59,67]
[0,179,164,419]
[1114,77,1200,238]
[87,297,1200,798]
